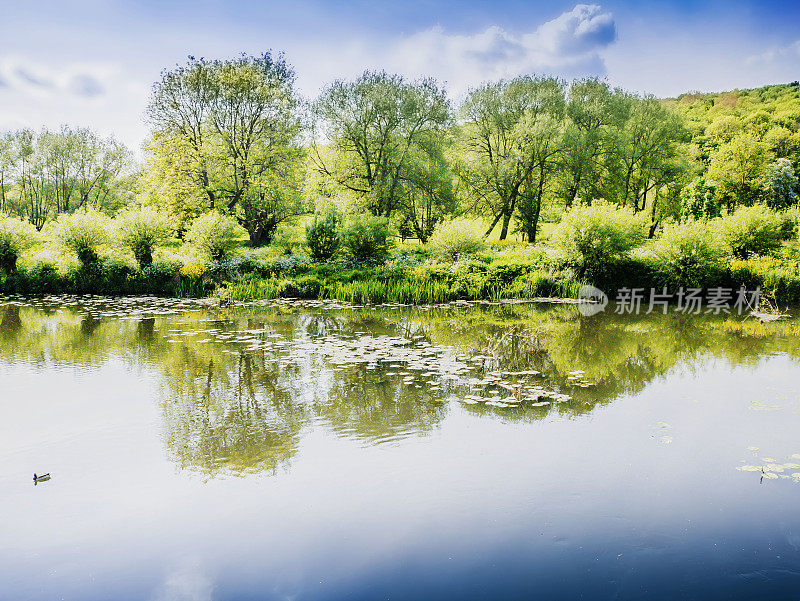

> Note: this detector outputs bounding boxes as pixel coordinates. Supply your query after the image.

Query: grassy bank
[2,205,799,306]
[2,247,800,306]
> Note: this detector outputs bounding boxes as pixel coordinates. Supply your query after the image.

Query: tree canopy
[146,53,305,245]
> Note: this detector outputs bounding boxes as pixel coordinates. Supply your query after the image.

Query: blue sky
[1,0,799,149]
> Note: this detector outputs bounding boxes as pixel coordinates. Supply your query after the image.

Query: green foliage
[458,76,567,241]
[764,158,799,210]
[646,220,728,287]
[707,134,769,208]
[186,212,246,260]
[146,53,304,245]
[680,179,720,220]
[427,217,487,260]
[779,205,800,241]
[0,216,38,272]
[718,204,783,259]
[340,214,393,262]
[49,209,112,266]
[116,207,175,267]
[548,202,646,277]
[0,127,132,229]
[271,223,299,255]
[312,70,452,225]
[305,208,341,261]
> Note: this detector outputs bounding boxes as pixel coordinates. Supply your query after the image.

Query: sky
[1,0,799,150]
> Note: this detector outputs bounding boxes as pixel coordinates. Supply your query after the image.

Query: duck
[33,473,50,484]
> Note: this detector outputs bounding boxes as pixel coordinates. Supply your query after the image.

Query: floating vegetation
[748,401,782,411]
[736,451,800,484]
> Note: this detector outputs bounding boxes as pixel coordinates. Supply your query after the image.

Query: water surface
[2,296,800,600]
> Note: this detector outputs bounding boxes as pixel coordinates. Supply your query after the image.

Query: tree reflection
[1,299,798,477]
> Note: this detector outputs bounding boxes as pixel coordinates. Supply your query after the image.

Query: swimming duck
[33,473,50,484]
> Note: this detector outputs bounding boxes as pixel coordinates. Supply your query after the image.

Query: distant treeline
[0,52,798,246]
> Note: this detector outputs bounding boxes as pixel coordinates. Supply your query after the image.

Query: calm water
[2,296,800,601]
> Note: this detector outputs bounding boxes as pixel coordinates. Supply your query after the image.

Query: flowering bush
[718,204,782,259]
[647,219,728,287]
[548,202,647,277]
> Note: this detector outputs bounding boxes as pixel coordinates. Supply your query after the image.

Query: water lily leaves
[748,401,782,411]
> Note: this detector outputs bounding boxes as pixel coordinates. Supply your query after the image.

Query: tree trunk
[485,211,504,238]
[498,195,517,241]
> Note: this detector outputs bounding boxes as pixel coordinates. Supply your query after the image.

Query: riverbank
[3,248,799,306]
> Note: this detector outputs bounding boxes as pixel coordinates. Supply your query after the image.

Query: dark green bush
[340,215,393,263]
[306,209,341,261]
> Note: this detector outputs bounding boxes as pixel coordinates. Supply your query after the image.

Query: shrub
[142,260,182,294]
[427,217,487,261]
[185,212,245,260]
[718,204,782,259]
[50,209,112,267]
[263,253,312,276]
[548,202,647,277]
[340,214,393,262]
[647,220,728,287]
[306,208,341,261]
[116,207,175,268]
[778,206,800,241]
[0,216,39,273]
[271,223,298,255]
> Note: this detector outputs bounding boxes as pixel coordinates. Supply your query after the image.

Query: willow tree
[558,79,629,208]
[311,70,453,234]
[146,53,304,245]
[613,96,687,213]
[458,76,566,241]
[0,127,130,228]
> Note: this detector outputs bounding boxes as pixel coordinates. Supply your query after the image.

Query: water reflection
[1,297,798,477]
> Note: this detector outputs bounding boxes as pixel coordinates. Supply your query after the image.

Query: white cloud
[291,4,617,100]
[1,4,619,150]
[0,57,115,99]
[383,4,616,95]
[0,56,150,152]
[746,39,800,67]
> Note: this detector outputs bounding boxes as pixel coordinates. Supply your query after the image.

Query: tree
[707,133,768,209]
[458,76,566,241]
[680,179,720,220]
[0,127,131,228]
[612,96,687,214]
[558,79,629,208]
[146,53,304,245]
[116,207,175,267]
[395,134,456,242]
[514,108,565,242]
[311,71,452,233]
[764,158,799,210]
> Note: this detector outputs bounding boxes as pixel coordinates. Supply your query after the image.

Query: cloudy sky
[1,0,799,150]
